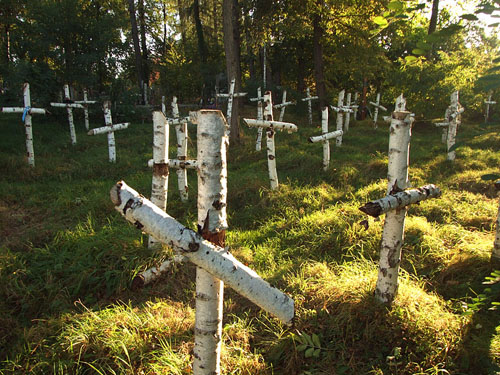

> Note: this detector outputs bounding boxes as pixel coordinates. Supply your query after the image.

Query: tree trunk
[177,0,187,50]
[128,0,145,92]
[312,2,326,108]
[428,0,439,35]
[222,0,242,143]
[138,0,149,103]
[193,0,208,64]
[193,110,228,375]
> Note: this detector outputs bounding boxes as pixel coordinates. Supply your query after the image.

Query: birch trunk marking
[493,182,500,261]
[345,93,351,132]
[148,111,169,249]
[172,96,189,202]
[447,91,463,161]
[110,180,294,324]
[274,90,295,122]
[485,92,496,124]
[301,87,319,126]
[193,110,228,375]
[359,184,441,217]
[375,100,414,304]
[87,101,129,162]
[250,87,264,151]
[0,82,47,167]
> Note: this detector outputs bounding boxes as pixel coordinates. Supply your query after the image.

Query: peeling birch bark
[301,87,319,126]
[447,91,463,161]
[148,111,169,248]
[345,93,351,132]
[110,181,294,323]
[87,101,129,162]
[172,96,189,202]
[359,184,441,217]
[375,104,414,304]
[193,110,228,375]
[1,83,47,167]
[493,182,500,261]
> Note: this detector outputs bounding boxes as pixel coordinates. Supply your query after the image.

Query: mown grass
[0,105,499,374]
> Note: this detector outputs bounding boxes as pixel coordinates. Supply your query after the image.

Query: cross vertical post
[370,93,387,128]
[249,87,265,151]
[274,89,295,122]
[345,92,352,132]
[172,96,189,202]
[74,89,97,131]
[335,90,344,146]
[485,92,496,124]
[309,107,343,171]
[301,87,319,126]
[353,92,359,120]
[447,91,464,161]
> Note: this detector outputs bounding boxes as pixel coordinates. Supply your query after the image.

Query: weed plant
[0,106,499,374]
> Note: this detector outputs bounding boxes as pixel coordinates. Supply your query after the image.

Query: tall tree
[428,0,439,35]
[312,0,326,108]
[128,0,145,94]
[223,0,242,143]
[138,0,149,96]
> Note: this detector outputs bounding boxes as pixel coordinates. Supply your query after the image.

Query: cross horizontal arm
[2,107,46,115]
[111,181,295,324]
[330,105,354,113]
[273,101,295,109]
[217,93,247,98]
[87,123,129,135]
[434,122,450,127]
[301,96,319,102]
[167,116,190,125]
[74,100,98,105]
[359,184,441,218]
[249,96,264,102]
[50,102,85,109]
[309,130,343,143]
[243,118,298,132]
[147,158,198,169]
[369,102,387,111]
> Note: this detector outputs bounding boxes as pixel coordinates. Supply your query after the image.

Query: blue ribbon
[22,106,31,122]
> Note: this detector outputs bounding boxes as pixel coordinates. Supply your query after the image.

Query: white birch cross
[343,92,358,132]
[434,91,464,160]
[50,84,84,145]
[244,91,298,190]
[250,87,265,151]
[111,110,294,374]
[485,92,496,124]
[216,78,247,129]
[353,92,359,120]
[369,93,387,128]
[309,107,343,171]
[273,89,295,122]
[87,101,129,162]
[74,89,97,131]
[330,89,353,146]
[358,95,441,304]
[1,82,47,167]
[301,87,319,126]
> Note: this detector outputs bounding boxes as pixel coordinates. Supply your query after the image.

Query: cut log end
[359,202,383,218]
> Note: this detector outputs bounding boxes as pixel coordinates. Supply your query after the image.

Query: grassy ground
[0,105,499,374]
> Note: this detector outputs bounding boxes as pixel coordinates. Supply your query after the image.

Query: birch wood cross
[370,93,387,128]
[330,89,354,146]
[87,101,129,162]
[216,78,247,129]
[301,87,319,126]
[244,91,299,190]
[358,95,441,304]
[74,89,97,131]
[111,111,294,374]
[343,92,358,132]
[50,84,84,145]
[250,87,265,151]
[353,92,359,120]
[1,82,46,167]
[485,92,496,124]
[434,91,464,161]
[273,89,295,122]
[309,107,343,171]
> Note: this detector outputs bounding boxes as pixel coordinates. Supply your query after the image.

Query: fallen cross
[309,107,343,171]
[1,82,47,167]
[301,87,319,126]
[274,89,295,122]
[244,91,298,190]
[249,87,265,151]
[50,84,86,144]
[111,110,294,374]
[434,91,464,161]
[359,95,441,303]
[369,93,387,128]
[330,89,353,146]
[87,101,129,162]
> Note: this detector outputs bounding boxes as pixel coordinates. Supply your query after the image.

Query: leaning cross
[309,107,343,171]
[74,89,97,131]
[216,78,247,128]
[330,89,353,146]
[359,95,441,303]
[50,84,85,145]
[244,91,298,190]
[485,92,496,124]
[369,93,387,128]
[87,101,129,162]
[301,87,319,126]
[273,89,295,122]
[1,82,47,167]
[112,111,294,375]
[250,87,265,151]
